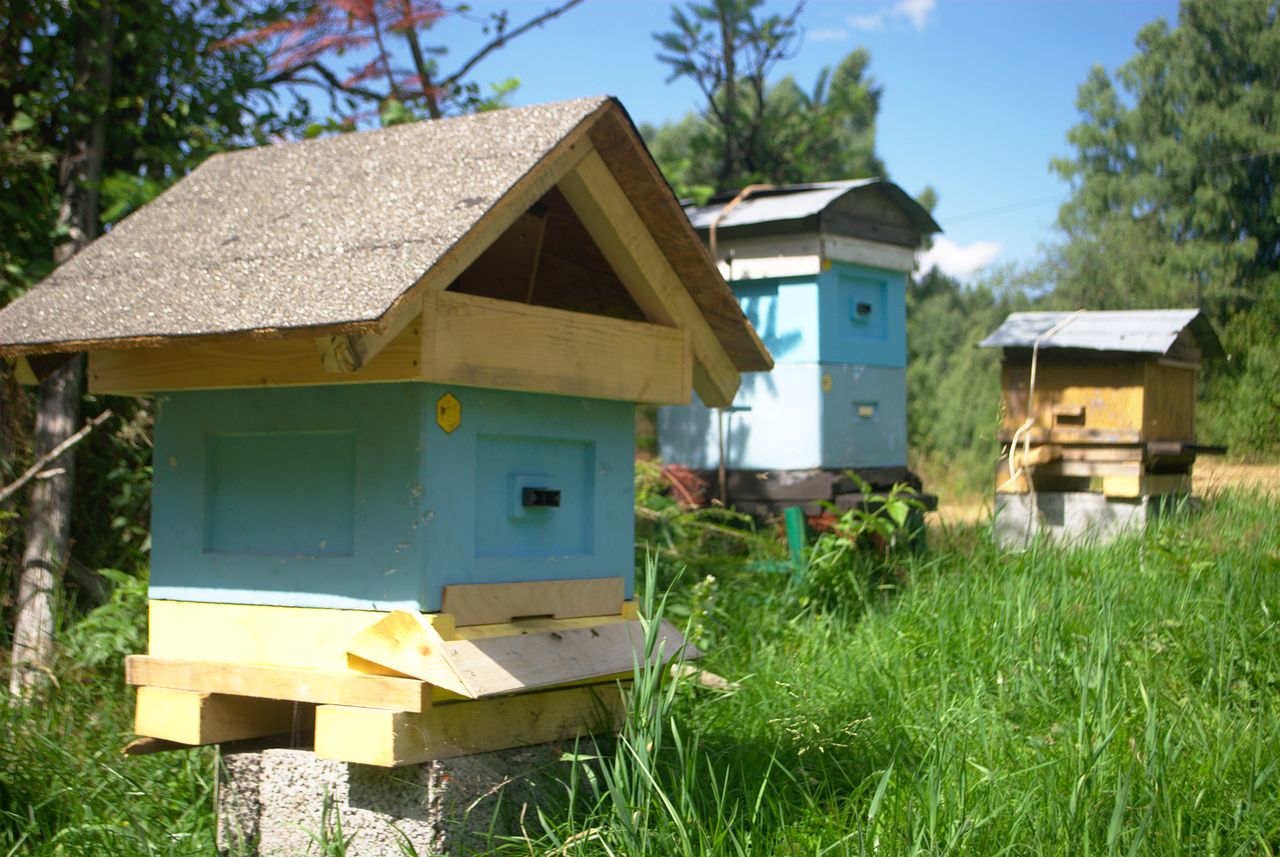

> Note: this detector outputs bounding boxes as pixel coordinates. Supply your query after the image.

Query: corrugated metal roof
[979,309,1224,359]
[684,179,940,234]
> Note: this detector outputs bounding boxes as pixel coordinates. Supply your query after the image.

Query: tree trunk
[8,356,84,695]
[8,0,114,699]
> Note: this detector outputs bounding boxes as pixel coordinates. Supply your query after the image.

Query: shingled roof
[0,96,770,374]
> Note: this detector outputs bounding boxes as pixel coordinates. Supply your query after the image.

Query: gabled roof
[0,97,771,376]
[979,309,1224,361]
[684,179,941,247]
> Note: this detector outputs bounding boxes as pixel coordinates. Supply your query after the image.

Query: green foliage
[798,479,926,612]
[4,491,1279,853]
[905,266,1040,495]
[0,658,217,854]
[1048,0,1280,456]
[61,568,147,671]
[515,488,1280,855]
[648,1,884,196]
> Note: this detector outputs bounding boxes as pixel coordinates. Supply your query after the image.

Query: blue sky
[388,0,1182,279]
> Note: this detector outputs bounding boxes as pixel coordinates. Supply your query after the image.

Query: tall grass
[522,489,1280,855]
[2,488,1277,855]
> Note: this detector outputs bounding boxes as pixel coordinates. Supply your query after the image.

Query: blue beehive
[659,180,939,510]
[0,97,771,764]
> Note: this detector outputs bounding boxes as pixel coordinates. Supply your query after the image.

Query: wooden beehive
[981,309,1224,499]
[0,97,772,765]
[658,180,939,513]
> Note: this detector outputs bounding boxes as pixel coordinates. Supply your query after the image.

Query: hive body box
[0,97,772,766]
[152,383,634,611]
[658,181,938,512]
[980,309,1224,545]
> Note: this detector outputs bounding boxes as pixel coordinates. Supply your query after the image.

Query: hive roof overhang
[0,97,771,374]
[684,179,941,248]
[979,309,1225,362]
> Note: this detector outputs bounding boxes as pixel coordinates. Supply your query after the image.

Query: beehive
[658,180,939,513]
[0,97,772,765]
[980,309,1224,544]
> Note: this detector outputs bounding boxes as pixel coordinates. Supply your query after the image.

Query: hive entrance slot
[509,613,556,622]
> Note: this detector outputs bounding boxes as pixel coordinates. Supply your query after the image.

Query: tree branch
[0,409,113,506]
[440,0,586,89]
[260,60,384,104]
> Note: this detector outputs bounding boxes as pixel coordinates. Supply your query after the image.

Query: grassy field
[3,487,1278,855]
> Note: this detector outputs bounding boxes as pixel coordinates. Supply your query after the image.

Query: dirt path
[926,460,1280,528]
[1193,460,1280,496]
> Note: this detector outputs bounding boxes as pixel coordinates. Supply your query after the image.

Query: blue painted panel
[205,431,355,556]
[659,365,823,470]
[658,362,908,470]
[474,435,594,557]
[151,384,427,611]
[733,278,819,363]
[417,385,634,608]
[819,364,908,468]
[816,262,907,367]
[151,383,635,612]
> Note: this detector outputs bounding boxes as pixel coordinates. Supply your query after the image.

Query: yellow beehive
[981,309,1223,498]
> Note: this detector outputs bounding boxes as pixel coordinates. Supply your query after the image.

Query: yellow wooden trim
[146,599,638,671]
[558,150,741,407]
[133,685,309,746]
[369,113,604,356]
[125,655,432,712]
[10,356,38,385]
[348,616,694,699]
[314,684,626,767]
[88,319,424,394]
[346,611,472,697]
[442,577,625,626]
[1101,472,1192,499]
[419,290,692,404]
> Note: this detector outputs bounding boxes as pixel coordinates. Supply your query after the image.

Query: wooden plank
[1102,472,1192,499]
[345,611,471,697]
[447,619,694,698]
[148,600,455,673]
[442,577,626,627]
[146,600,638,673]
[1011,444,1062,469]
[370,107,607,356]
[1000,360,1146,441]
[88,320,423,394]
[558,150,742,406]
[419,290,692,405]
[1142,362,1196,443]
[353,618,695,699]
[585,108,772,373]
[132,685,309,746]
[314,684,627,767]
[125,655,432,712]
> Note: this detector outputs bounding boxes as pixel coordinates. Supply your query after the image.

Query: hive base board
[134,686,313,746]
[314,683,627,767]
[682,467,935,516]
[993,491,1189,548]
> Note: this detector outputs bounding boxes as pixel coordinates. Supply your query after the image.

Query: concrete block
[994,491,1184,548]
[216,743,570,856]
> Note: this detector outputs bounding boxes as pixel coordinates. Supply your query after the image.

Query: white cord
[1000,309,1085,538]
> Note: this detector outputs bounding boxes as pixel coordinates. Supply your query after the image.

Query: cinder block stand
[994,491,1185,548]
[217,743,569,856]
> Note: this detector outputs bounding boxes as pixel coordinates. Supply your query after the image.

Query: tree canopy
[647,1,884,200]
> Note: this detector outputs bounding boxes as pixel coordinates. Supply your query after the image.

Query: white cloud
[917,237,1001,279]
[847,0,936,32]
[809,27,852,41]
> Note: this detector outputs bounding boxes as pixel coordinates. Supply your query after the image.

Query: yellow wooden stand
[129,579,690,766]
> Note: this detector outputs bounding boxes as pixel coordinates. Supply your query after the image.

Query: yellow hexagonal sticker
[436,392,461,434]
